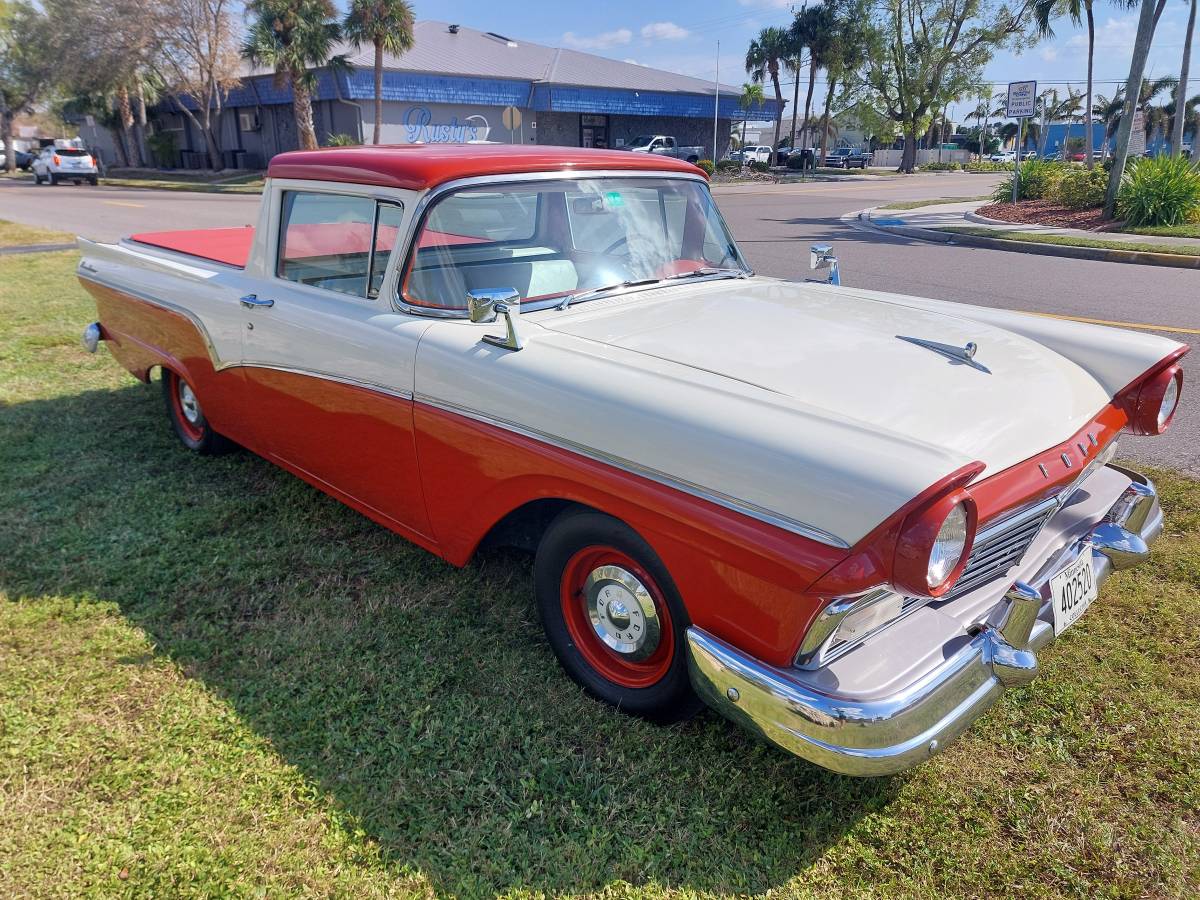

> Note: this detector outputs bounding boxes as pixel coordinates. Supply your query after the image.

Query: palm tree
[1033,0,1102,165]
[1170,0,1196,154]
[343,0,415,145]
[738,82,765,152]
[243,0,347,151]
[1093,92,1124,156]
[792,4,834,152]
[745,27,789,154]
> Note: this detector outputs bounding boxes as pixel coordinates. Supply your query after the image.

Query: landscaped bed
[975,200,1114,230]
[2,236,1198,896]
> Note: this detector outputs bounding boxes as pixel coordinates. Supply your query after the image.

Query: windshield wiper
[558,278,661,309]
[662,266,750,281]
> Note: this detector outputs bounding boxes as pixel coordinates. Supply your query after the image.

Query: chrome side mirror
[467,288,524,351]
[810,243,840,286]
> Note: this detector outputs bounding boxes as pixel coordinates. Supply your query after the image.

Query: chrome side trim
[234,362,414,401]
[414,393,852,549]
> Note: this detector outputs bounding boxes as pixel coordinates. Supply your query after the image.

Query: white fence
[869,148,972,168]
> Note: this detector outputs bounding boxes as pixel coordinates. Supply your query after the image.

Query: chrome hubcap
[178,381,201,424]
[584,565,661,660]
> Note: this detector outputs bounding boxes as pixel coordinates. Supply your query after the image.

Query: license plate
[1050,546,1098,636]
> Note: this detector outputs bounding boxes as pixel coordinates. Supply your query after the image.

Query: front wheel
[534,509,701,721]
[161,369,231,454]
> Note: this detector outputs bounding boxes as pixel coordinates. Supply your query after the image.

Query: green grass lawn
[938,224,1200,258]
[0,218,74,248]
[1123,222,1200,239]
[2,244,1199,897]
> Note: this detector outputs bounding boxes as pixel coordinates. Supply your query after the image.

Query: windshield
[402,176,749,312]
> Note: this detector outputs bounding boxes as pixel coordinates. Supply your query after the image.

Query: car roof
[267,144,707,191]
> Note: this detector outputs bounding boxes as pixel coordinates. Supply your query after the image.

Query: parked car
[989,150,1016,162]
[822,147,872,168]
[622,135,703,164]
[76,145,1187,776]
[735,145,773,165]
[1022,150,1038,160]
[32,146,99,185]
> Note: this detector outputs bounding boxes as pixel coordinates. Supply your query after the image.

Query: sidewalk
[863,201,1200,268]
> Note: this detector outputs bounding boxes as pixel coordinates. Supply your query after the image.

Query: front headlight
[928,503,969,588]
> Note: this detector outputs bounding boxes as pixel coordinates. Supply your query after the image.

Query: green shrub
[964,161,1011,172]
[786,153,807,170]
[992,159,1066,202]
[1055,166,1108,209]
[323,133,359,147]
[1116,154,1200,227]
[920,161,961,171]
[695,158,715,176]
[715,159,740,173]
[749,160,770,173]
[147,131,178,167]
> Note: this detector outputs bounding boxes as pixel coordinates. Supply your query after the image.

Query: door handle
[240,293,274,309]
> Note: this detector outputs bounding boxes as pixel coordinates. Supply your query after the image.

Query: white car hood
[539,278,1112,475]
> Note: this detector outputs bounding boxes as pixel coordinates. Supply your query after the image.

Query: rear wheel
[161,369,231,454]
[49,173,58,185]
[534,509,701,721]
[88,176,99,186]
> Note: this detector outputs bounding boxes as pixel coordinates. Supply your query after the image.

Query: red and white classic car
[77,145,1187,775]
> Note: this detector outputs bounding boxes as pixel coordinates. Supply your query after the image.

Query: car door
[238,185,435,542]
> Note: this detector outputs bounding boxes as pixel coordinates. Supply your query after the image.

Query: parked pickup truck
[77,144,1187,775]
[622,134,703,163]
[822,147,872,168]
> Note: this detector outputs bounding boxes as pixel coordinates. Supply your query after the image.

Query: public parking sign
[1006,81,1037,119]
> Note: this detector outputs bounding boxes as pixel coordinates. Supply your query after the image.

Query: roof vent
[448,24,459,34]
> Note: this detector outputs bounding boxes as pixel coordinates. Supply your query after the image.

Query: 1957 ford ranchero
[77,145,1187,775]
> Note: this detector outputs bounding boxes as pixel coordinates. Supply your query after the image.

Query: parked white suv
[736,145,773,165]
[33,146,99,185]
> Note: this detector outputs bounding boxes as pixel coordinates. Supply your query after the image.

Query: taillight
[53,154,61,166]
[1118,358,1186,436]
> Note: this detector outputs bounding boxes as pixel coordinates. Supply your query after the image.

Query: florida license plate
[1050,547,1098,636]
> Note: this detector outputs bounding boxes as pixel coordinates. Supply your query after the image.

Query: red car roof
[266,144,708,191]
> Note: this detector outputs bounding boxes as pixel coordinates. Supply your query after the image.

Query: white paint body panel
[78,174,1186,548]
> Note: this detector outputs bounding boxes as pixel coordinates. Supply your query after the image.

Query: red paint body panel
[130,226,255,268]
[266,145,707,192]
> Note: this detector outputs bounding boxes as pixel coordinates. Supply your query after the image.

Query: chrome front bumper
[686,465,1162,776]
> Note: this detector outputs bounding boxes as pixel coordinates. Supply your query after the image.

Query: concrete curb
[0,242,77,256]
[861,208,1200,270]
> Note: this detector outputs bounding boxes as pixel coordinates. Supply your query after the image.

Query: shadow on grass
[0,381,900,895]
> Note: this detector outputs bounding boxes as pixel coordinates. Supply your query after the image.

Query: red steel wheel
[559,545,675,689]
[535,509,701,721]
[161,369,232,454]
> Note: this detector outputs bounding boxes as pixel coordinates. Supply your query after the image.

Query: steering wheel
[603,236,628,255]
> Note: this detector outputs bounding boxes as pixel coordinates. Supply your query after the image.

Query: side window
[664,137,675,149]
[278,191,403,299]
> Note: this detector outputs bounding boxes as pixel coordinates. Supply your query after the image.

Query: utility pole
[713,40,720,161]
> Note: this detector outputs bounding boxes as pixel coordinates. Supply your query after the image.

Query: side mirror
[809,243,840,286]
[466,288,525,350]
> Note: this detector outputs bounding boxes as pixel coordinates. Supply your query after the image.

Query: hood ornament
[897,336,990,373]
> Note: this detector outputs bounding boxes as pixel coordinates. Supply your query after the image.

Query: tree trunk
[2,109,16,173]
[1105,0,1159,217]
[292,76,319,150]
[770,70,784,153]
[117,85,141,168]
[981,111,989,159]
[1084,6,1096,167]
[108,126,130,167]
[789,57,802,150]
[373,40,384,144]
[818,75,836,162]
[1170,0,1196,154]
[900,126,917,173]
[133,80,148,169]
[801,62,818,149]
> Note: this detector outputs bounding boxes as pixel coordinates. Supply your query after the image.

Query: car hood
[538,277,1112,480]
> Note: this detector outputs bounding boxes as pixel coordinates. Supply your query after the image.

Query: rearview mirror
[467,288,520,324]
[809,243,840,286]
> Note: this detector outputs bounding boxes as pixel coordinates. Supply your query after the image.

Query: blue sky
[397,1,1199,124]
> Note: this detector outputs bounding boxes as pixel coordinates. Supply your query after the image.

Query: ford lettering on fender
[75,145,1188,775]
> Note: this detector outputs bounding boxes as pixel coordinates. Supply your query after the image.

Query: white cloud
[622,58,649,67]
[1067,15,1137,54]
[738,0,793,7]
[562,28,633,51]
[1040,46,1058,62]
[641,22,690,42]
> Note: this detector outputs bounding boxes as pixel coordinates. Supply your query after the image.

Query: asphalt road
[2,171,1196,473]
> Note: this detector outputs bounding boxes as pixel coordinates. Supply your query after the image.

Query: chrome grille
[946,498,1059,599]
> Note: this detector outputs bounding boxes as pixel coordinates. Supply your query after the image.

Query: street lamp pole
[713,40,720,162]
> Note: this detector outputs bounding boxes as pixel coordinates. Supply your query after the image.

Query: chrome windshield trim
[415,393,852,549]
[392,169,730,320]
